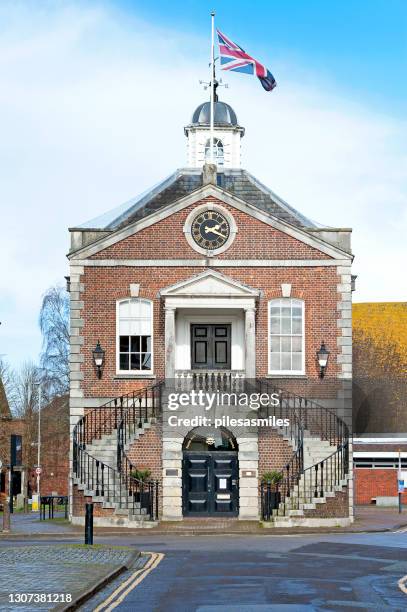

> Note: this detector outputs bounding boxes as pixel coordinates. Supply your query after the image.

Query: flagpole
[210,10,215,164]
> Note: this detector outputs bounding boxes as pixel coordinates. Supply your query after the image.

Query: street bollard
[2,498,11,532]
[85,503,94,545]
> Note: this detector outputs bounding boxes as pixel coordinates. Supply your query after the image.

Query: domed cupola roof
[191,101,238,126]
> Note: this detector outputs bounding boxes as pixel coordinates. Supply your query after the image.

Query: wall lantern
[92,341,105,379]
[316,342,330,378]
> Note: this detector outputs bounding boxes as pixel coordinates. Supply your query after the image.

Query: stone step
[305,450,339,455]
[288,509,305,517]
[304,441,336,448]
[114,507,147,516]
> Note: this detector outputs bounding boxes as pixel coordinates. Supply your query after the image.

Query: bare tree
[2,361,41,480]
[39,286,69,398]
[0,358,17,415]
[11,361,41,418]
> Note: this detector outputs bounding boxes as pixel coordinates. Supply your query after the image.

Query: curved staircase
[72,379,351,528]
[257,380,351,527]
[72,383,162,527]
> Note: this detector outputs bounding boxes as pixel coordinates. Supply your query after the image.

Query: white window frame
[116,298,153,375]
[204,137,224,166]
[268,298,305,376]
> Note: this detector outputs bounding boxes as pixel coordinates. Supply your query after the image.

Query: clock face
[191,210,230,250]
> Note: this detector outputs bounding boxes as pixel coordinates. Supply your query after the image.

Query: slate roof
[76,168,318,231]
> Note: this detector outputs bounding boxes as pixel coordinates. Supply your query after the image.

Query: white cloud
[0,1,406,368]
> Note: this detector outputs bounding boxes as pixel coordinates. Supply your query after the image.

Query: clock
[191,210,230,250]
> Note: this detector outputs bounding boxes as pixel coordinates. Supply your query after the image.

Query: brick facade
[79,263,340,397]
[303,489,349,518]
[0,397,68,500]
[76,198,341,400]
[90,199,331,262]
[72,485,114,517]
[69,182,352,524]
[258,429,294,480]
[354,468,407,505]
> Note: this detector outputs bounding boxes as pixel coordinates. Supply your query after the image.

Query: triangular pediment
[69,182,352,261]
[159,270,260,298]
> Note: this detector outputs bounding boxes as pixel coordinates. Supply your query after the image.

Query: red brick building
[0,378,27,507]
[69,99,354,527]
[34,396,69,497]
[1,381,69,504]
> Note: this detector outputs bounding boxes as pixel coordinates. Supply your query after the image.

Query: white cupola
[184,93,245,168]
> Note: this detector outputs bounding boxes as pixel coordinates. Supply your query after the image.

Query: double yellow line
[94,552,165,612]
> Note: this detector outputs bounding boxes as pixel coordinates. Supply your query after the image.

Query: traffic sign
[35,467,42,475]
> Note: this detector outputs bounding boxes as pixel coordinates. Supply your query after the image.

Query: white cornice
[159,269,260,298]
[68,184,352,261]
[70,258,350,267]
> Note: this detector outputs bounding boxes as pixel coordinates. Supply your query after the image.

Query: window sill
[114,374,156,380]
[266,374,307,379]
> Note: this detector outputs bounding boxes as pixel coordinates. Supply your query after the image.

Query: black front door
[182,451,239,516]
[191,324,231,369]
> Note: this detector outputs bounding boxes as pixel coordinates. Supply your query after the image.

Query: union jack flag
[217,29,276,92]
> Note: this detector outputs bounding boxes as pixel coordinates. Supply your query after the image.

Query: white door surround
[175,310,244,371]
[159,270,260,379]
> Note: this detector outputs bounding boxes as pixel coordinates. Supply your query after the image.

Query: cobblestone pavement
[0,544,137,611]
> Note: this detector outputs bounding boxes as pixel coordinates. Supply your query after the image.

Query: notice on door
[219,478,227,490]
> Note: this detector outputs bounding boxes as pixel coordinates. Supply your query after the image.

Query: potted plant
[261,471,283,510]
[130,469,152,507]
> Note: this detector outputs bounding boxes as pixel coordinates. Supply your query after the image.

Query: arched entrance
[182,427,239,517]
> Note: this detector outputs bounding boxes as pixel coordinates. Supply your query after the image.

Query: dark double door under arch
[182,451,239,517]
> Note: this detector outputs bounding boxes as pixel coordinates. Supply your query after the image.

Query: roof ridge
[242,169,321,228]
[72,167,328,232]
[76,170,182,231]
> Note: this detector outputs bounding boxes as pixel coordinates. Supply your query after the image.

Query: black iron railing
[73,386,162,450]
[73,448,116,499]
[256,379,348,447]
[72,382,163,521]
[40,495,68,520]
[257,380,350,520]
[116,383,163,521]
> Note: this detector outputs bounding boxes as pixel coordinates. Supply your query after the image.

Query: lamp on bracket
[316,342,330,378]
[92,340,105,379]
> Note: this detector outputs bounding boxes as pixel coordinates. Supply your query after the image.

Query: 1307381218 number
[9,593,72,604]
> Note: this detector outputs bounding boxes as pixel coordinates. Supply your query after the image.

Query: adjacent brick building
[69,98,354,527]
[0,379,69,504]
[0,378,26,506]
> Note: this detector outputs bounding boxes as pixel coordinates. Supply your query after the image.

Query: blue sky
[121,0,407,114]
[0,0,406,369]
